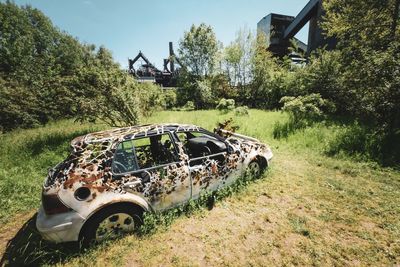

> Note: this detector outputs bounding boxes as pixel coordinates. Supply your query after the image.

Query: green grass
[0,109,399,266]
[0,120,104,224]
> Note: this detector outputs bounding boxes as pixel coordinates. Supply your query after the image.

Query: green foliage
[223,27,254,87]
[280,94,336,122]
[209,73,236,99]
[325,122,400,166]
[274,94,335,139]
[234,106,249,116]
[176,74,217,109]
[0,2,163,130]
[178,23,218,76]
[162,89,178,109]
[223,42,242,86]
[319,0,400,162]
[325,122,370,159]
[248,32,294,109]
[136,82,164,117]
[72,54,142,126]
[0,2,84,130]
[195,79,214,108]
[181,101,195,111]
[216,98,235,113]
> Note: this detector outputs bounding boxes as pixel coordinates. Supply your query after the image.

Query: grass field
[0,110,399,266]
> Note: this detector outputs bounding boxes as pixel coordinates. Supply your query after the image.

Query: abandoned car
[36,123,273,244]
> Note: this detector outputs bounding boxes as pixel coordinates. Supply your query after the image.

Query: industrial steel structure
[257,0,336,57]
[128,42,182,87]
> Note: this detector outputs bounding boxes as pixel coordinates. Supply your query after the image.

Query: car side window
[112,133,179,174]
[178,131,227,159]
[112,141,138,174]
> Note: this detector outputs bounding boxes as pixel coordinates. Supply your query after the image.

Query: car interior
[177,131,227,158]
[112,134,178,174]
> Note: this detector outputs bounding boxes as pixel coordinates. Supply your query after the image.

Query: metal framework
[257,0,336,57]
[128,42,182,87]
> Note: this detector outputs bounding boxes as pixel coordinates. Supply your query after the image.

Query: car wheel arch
[78,201,148,243]
[255,155,268,170]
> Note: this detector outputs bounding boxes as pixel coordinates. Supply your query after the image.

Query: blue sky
[12,0,309,69]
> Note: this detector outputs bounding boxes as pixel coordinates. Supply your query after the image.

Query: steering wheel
[202,145,211,156]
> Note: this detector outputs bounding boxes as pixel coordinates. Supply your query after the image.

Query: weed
[288,213,311,237]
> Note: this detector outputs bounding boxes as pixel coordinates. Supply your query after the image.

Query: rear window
[112,133,179,174]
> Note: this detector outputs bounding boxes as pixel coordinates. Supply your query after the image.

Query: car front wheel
[246,160,262,179]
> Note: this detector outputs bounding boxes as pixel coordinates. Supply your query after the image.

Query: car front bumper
[36,206,86,243]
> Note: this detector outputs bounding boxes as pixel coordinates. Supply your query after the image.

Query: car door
[112,132,191,211]
[176,130,232,199]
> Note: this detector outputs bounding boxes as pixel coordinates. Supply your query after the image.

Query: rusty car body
[36,123,273,244]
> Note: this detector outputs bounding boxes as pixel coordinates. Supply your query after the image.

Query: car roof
[77,123,202,144]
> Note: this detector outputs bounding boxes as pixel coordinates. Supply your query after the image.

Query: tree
[235,27,254,86]
[0,2,164,130]
[223,27,254,87]
[223,42,242,86]
[178,23,218,77]
[249,32,290,108]
[321,0,400,126]
[319,0,400,165]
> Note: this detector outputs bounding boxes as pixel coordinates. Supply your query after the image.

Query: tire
[246,159,263,179]
[79,204,143,247]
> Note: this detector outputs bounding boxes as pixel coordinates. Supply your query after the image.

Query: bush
[74,69,142,127]
[273,94,335,139]
[163,89,177,109]
[234,106,249,116]
[182,101,195,111]
[137,82,165,117]
[325,123,400,167]
[195,80,214,108]
[216,98,235,113]
[280,93,336,122]
[325,123,368,158]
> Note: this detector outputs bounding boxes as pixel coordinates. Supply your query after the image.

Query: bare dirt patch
[0,210,36,257]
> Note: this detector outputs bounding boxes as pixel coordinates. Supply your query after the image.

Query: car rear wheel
[80,204,143,246]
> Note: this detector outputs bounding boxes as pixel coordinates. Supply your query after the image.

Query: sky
[12,0,310,69]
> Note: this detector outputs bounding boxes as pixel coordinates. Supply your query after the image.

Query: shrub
[234,106,249,116]
[74,70,143,127]
[182,101,195,111]
[195,79,214,108]
[216,98,235,113]
[280,93,336,122]
[325,123,400,166]
[273,94,335,139]
[137,82,165,117]
[163,89,177,109]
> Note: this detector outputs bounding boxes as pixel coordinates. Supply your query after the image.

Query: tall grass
[0,120,103,224]
[1,110,399,266]
[0,109,340,225]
